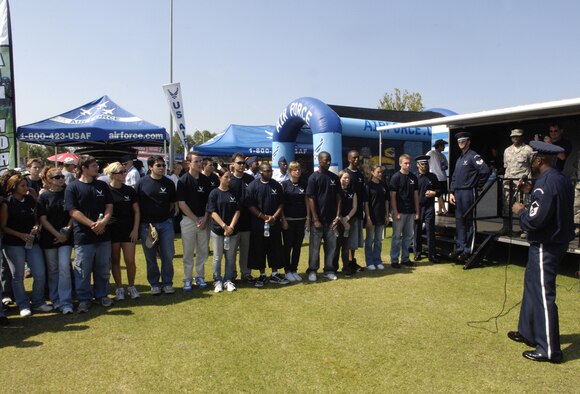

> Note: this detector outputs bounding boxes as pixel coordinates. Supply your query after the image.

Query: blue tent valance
[17,95,168,147]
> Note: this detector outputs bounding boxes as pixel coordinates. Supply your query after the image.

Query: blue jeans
[307,223,337,273]
[211,232,239,282]
[74,241,112,302]
[43,246,73,310]
[140,219,175,288]
[365,224,385,266]
[390,213,415,263]
[4,244,46,310]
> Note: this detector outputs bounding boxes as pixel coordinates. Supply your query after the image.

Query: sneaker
[20,308,32,317]
[62,306,74,315]
[343,268,353,278]
[254,274,267,288]
[195,277,208,288]
[115,287,125,301]
[292,272,302,282]
[224,281,236,292]
[151,286,162,296]
[33,304,53,313]
[101,297,114,307]
[376,264,385,270]
[214,280,223,293]
[270,273,290,285]
[243,274,255,284]
[367,264,376,271]
[284,272,296,282]
[127,286,140,299]
[308,272,317,282]
[323,272,338,281]
[183,280,193,292]
[2,297,12,306]
[162,285,176,294]
[77,302,91,313]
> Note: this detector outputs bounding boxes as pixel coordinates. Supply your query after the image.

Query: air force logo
[229,196,237,203]
[271,188,278,195]
[124,195,131,201]
[299,188,305,194]
[197,186,205,193]
[529,201,540,217]
[463,160,468,165]
[96,189,104,197]
[160,187,167,194]
[330,180,336,186]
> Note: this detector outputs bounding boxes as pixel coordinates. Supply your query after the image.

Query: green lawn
[1,230,579,393]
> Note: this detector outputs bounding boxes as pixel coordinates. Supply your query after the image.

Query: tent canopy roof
[17,95,168,147]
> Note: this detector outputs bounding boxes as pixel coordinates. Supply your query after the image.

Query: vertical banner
[162,82,188,154]
[0,0,16,170]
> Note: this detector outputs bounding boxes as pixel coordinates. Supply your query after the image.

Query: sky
[9,0,580,136]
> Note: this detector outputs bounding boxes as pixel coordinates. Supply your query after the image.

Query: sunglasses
[50,175,65,180]
[112,170,126,175]
[154,163,166,168]
[235,161,245,165]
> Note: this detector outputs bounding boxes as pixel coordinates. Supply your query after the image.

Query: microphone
[512,175,529,201]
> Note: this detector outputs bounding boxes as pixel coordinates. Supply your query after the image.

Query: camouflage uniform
[503,143,533,216]
[574,152,579,227]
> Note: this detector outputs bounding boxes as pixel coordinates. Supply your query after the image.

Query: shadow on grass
[0,284,211,348]
[561,333,580,362]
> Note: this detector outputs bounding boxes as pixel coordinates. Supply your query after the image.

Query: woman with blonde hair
[37,166,74,314]
[104,162,140,300]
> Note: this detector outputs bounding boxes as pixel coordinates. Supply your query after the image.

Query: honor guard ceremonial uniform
[413,155,441,262]
[449,132,490,261]
[508,141,574,363]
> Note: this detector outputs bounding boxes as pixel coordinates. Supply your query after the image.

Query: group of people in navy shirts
[0,133,574,365]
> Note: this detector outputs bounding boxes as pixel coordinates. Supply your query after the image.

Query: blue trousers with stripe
[454,189,476,254]
[518,242,567,358]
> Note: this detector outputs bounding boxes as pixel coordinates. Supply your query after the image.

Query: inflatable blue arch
[273,97,443,173]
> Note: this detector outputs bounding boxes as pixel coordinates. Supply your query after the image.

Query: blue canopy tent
[17,95,168,147]
[194,124,313,156]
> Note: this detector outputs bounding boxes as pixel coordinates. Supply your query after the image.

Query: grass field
[1,230,579,393]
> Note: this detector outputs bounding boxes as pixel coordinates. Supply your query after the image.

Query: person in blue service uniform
[448,132,489,262]
[508,141,574,364]
[413,155,441,263]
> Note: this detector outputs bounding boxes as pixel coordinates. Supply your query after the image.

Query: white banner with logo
[162,82,188,153]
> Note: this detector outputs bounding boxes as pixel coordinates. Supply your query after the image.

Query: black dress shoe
[457,252,471,262]
[522,350,563,363]
[401,260,416,267]
[429,255,440,263]
[391,262,401,269]
[507,331,536,347]
[413,253,422,262]
[448,250,460,260]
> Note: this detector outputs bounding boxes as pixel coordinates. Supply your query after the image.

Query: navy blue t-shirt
[306,170,341,224]
[389,171,418,214]
[345,167,367,219]
[176,172,210,217]
[37,190,73,249]
[137,175,176,223]
[229,173,255,231]
[206,187,240,236]
[108,184,137,230]
[340,186,356,218]
[206,172,220,192]
[281,179,308,219]
[64,179,113,245]
[3,194,37,246]
[366,181,389,225]
[245,179,283,230]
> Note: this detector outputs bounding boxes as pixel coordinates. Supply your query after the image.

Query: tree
[378,88,424,111]
[171,129,216,153]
